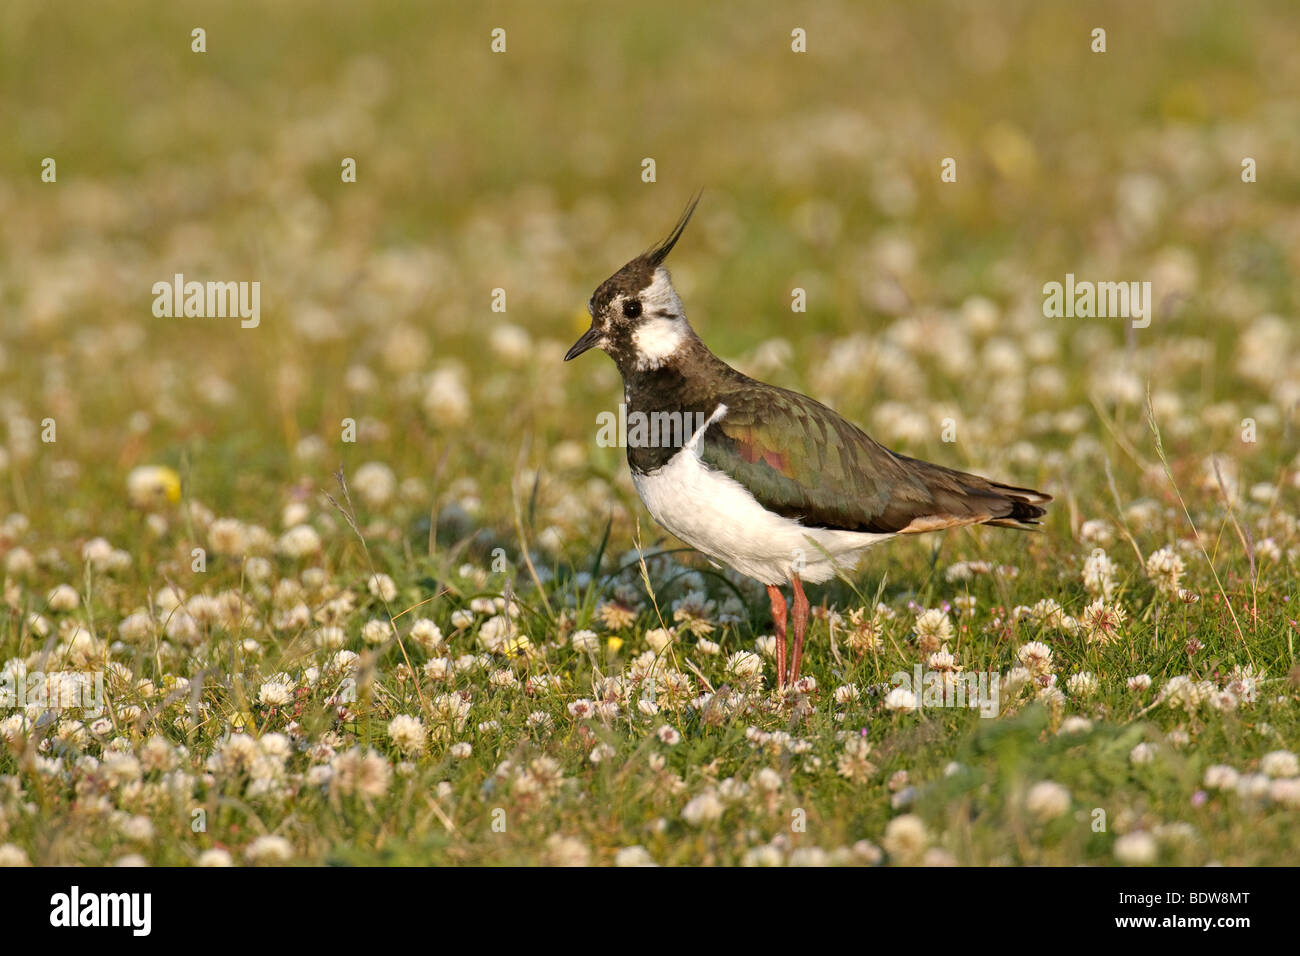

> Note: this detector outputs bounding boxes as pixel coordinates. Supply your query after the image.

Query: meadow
[0,1,1297,866]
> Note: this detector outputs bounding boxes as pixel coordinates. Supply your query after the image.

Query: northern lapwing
[565,197,1051,690]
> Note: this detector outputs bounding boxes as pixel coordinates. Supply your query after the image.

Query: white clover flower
[913,608,953,650]
[1079,599,1127,645]
[1204,765,1239,790]
[1058,716,1093,735]
[726,650,763,679]
[1026,781,1071,822]
[614,846,656,867]
[789,847,830,867]
[119,815,154,842]
[387,715,426,756]
[927,645,958,671]
[1260,750,1299,779]
[243,555,272,581]
[1036,685,1065,708]
[1001,666,1032,697]
[330,650,361,671]
[330,747,392,798]
[259,733,291,759]
[245,835,294,864]
[409,618,444,650]
[313,626,346,650]
[258,680,293,707]
[743,845,784,867]
[1208,689,1239,712]
[477,614,517,653]
[46,584,80,612]
[422,367,470,426]
[277,524,321,558]
[0,715,27,745]
[834,684,861,704]
[1160,675,1214,713]
[102,753,143,787]
[361,619,389,646]
[567,698,595,719]
[1226,666,1260,705]
[283,501,311,527]
[682,790,724,826]
[490,323,533,364]
[570,629,600,654]
[196,848,234,867]
[595,700,619,721]
[81,537,116,570]
[423,657,453,681]
[1082,548,1116,599]
[207,519,249,557]
[656,725,681,745]
[1145,546,1185,595]
[1270,779,1300,807]
[366,573,397,602]
[1127,674,1152,692]
[1237,773,1271,800]
[884,687,917,712]
[543,834,591,867]
[1079,520,1113,546]
[881,814,928,862]
[1066,672,1098,697]
[1130,742,1158,765]
[353,462,397,507]
[1016,641,1053,675]
[1113,831,1158,865]
[5,547,34,577]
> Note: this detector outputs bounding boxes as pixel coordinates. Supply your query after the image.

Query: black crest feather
[645,191,702,267]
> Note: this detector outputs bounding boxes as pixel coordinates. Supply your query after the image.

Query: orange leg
[787,574,810,686]
[766,584,788,691]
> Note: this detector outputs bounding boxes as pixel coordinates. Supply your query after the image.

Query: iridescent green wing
[698,385,1039,533]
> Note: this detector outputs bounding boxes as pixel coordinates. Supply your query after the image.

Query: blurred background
[1,0,1297,561]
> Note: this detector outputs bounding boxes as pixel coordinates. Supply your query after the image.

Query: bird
[565,196,1051,690]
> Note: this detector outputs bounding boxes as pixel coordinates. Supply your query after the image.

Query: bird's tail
[889,454,1052,535]
[980,481,1051,530]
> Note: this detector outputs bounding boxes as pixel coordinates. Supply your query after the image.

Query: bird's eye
[622,299,642,318]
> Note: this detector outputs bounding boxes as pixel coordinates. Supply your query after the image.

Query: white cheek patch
[630,267,689,370]
[632,316,686,369]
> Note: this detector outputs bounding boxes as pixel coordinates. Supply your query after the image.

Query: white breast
[630,404,892,585]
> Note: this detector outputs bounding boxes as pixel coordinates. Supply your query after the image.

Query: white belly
[631,444,892,586]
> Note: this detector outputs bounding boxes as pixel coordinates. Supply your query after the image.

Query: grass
[0,0,1298,866]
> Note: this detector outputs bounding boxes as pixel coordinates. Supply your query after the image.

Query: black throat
[617,336,742,474]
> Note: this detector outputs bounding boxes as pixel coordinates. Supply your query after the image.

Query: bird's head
[565,194,701,373]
